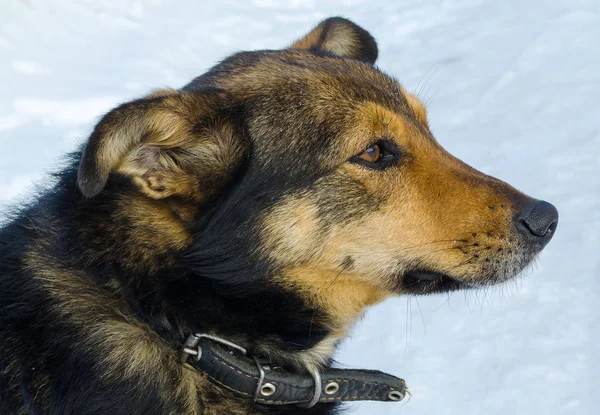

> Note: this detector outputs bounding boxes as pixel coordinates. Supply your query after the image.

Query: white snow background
[1,1,598,414]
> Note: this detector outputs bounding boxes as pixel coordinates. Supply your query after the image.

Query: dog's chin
[398,270,474,295]
[397,250,538,295]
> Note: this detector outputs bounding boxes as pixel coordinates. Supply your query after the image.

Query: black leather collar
[180,333,407,408]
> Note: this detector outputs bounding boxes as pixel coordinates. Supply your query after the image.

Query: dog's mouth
[399,270,473,295]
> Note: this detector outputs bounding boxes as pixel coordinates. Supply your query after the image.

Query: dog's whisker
[415,298,426,335]
[404,297,410,352]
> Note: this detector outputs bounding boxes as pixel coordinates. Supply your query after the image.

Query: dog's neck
[39,165,345,372]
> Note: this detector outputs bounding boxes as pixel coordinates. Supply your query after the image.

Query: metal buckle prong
[196,333,248,355]
[180,333,249,364]
[179,334,201,363]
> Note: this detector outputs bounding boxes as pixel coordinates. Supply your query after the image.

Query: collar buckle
[181,333,302,405]
[180,332,248,364]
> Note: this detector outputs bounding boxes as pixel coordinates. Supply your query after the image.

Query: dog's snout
[516,200,558,242]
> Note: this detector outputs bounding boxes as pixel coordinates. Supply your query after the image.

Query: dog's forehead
[184,50,421,177]
[215,51,414,147]
[190,50,409,112]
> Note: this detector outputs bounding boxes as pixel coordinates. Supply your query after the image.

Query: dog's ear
[77,89,245,201]
[290,17,378,64]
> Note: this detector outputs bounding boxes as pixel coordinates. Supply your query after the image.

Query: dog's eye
[350,140,400,170]
[358,144,381,163]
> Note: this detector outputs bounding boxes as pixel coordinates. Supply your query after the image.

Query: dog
[0,17,558,414]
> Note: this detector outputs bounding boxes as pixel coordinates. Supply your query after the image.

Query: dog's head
[77,17,557,341]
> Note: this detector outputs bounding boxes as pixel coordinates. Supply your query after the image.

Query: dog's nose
[516,200,558,242]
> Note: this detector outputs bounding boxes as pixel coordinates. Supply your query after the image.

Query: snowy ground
[1,1,598,414]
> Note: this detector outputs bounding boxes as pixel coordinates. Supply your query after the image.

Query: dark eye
[350,140,400,170]
[358,144,381,163]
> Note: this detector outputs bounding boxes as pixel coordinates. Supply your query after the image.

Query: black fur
[0,154,337,414]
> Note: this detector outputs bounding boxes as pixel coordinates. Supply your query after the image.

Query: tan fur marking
[401,87,429,126]
[290,24,325,50]
[347,101,409,153]
[115,195,193,252]
[261,195,323,266]
[262,192,392,358]
[284,266,390,319]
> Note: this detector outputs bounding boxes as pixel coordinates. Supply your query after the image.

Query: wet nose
[516,200,559,242]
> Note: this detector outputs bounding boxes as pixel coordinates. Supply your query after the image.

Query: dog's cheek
[313,172,440,287]
[259,195,326,268]
[318,211,408,289]
[260,172,387,268]
[312,171,386,226]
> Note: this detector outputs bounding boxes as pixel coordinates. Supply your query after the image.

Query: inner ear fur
[290,17,378,64]
[77,89,245,201]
